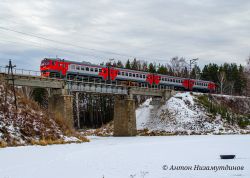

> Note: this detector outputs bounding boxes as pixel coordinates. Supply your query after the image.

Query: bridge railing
[0,66,41,76]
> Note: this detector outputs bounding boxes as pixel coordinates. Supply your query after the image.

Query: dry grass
[29,136,89,146]
[52,111,74,135]
[0,141,7,148]
[30,138,66,146]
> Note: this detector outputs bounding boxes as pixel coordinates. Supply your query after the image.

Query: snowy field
[0,135,249,178]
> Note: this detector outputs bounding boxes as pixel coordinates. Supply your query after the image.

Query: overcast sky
[0,0,250,71]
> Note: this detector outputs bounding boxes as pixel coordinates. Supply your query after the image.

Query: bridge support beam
[48,93,74,128]
[113,97,136,136]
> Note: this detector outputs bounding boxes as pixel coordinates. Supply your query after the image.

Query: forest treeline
[102,56,250,96]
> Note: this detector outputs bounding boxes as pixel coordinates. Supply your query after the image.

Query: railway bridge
[0,67,174,136]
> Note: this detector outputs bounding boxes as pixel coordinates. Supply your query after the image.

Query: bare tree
[246,56,250,71]
[245,56,250,96]
[218,71,226,94]
[169,56,188,76]
[228,81,235,95]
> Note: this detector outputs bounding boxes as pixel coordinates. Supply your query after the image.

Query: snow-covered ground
[0,135,249,178]
[136,92,248,134]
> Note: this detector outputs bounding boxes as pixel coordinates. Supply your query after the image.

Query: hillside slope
[0,83,88,147]
[136,92,250,135]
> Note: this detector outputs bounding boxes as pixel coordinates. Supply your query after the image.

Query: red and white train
[40,58,216,92]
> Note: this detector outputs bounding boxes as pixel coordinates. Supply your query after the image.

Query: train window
[81,66,85,70]
[140,74,142,78]
[133,74,135,77]
[126,73,128,76]
[118,71,121,75]
[90,68,93,72]
[71,65,75,70]
[136,74,139,78]
[143,75,145,78]
[129,73,132,77]
[95,68,98,72]
[52,61,55,66]
[86,67,89,71]
[76,65,80,70]
[170,79,172,82]
[122,72,124,76]
[99,69,102,72]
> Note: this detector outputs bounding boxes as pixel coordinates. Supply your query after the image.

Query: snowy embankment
[0,135,249,178]
[136,92,250,135]
[0,83,88,147]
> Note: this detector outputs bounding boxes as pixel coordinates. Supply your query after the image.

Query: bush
[237,116,250,128]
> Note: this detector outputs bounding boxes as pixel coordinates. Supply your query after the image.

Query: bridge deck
[0,71,172,97]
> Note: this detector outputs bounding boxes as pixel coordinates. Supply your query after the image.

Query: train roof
[43,58,105,67]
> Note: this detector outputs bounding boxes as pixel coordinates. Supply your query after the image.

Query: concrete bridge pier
[160,90,174,104]
[48,89,74,127]
[113,96,136,136]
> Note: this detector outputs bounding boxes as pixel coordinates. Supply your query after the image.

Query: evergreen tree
[190,65,201,79]
[125,59,131,69]
[157,65,168,74]
[234,65,246,95]
[131,58,138,70]
[116,60,124,68]
[148,63,156,73]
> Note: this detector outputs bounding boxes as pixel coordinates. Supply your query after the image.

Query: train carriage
[40,58,216,92]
